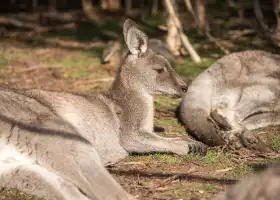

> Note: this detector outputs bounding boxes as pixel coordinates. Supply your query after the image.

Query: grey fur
[0,19,206,200]
[213,164,280,200]
[101,38,176,73]
[177,50,280,151]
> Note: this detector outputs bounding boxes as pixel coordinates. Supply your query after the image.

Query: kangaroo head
[118,19,187,97]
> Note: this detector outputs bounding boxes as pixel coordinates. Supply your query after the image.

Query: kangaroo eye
[154,68,164,73]
[181,86,188,93]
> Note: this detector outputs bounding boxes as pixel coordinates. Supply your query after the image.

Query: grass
[176,57,215,78]
[229,164,255,179]
[183,150,228,164]
[268,135,280,151]
[0,58,8,67]
[0,188,41,200]
[153,153,181,164]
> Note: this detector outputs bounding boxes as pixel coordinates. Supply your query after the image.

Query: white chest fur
[0,144,34,165]
[140,93,154,132]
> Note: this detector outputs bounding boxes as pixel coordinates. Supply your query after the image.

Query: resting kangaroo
[177,50,280,151]
[213,164,280,200]
[0,19,206,200]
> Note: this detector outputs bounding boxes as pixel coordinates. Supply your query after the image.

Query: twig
[74,77,114,85]
[15,64,63,73]
[164,0,201,63]
[228,29,256,40]
[215,167,233,173]
[253,0,270,32]
[0,16,46,32]
[205,32,230,54]
[155,175,181,188]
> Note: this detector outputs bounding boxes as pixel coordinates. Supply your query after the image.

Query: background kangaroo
[101,38,176,74]
[0,19,206,200]
[177,50,280,152]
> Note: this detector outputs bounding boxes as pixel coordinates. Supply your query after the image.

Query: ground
[0,12,280,200]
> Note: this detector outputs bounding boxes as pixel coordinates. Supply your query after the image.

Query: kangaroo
[0,19,206,200]
[101,38,176,74]
[213,164,280,200]
[177,50,280,152]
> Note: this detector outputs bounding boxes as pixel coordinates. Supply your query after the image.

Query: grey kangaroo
[0,19,206,200]
[101,38,176,74]
[177,50,280,152]
[213,164,280,200]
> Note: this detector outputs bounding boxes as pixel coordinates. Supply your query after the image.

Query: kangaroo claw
[240,130,273,153]
[188,140,208,156]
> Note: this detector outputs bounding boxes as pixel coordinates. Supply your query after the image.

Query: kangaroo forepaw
[240,130,273,153]
[188,140,208,156]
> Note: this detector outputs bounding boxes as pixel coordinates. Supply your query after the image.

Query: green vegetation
[176,57,215,78]
[184,150,227,164]
[0,58,8,67]
[269,135,280,151]
[0,188,41,200]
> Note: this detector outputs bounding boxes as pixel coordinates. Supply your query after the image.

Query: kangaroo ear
[123,19,148,56]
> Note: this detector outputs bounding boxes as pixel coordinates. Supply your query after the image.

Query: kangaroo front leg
[218,129,272,152]
[121,131,207,155]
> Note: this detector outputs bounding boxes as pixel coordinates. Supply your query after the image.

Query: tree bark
[184,0,198,27]
[82,0,99,21]
[125,0,132,14]
[49,0,56,12]
[152,0,159,15]
[274,0,280,32]
[253,0,269,32]
[166,15,181,56]
[101,0,120,11]
[195,0,208,32]
[164,0,201,63]
[32,0,38,12]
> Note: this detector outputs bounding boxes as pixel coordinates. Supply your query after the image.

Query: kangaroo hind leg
[0,162,89,200]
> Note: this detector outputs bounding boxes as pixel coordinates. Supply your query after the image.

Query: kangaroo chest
[118,93,154,133]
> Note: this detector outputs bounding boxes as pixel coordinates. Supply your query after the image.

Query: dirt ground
[1,17,280,200]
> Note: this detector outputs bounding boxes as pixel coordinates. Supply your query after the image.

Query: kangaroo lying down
[177,50,280,151]
[213,164,280,200]
[0,19,206,200]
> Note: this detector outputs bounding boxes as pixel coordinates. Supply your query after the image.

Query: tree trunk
[274,0,280,32]
[49,0,56,12]
[82,0,99,21]
[152,0,159,15]
[101,0,120,11]
[125,0,132,14]
[32,0,38,12]
[166,15,181,56]
[101,0,108,10]
[184,0,197,23]
[195,0,208,32]
[164,0,201,62]
[253,0,269,31]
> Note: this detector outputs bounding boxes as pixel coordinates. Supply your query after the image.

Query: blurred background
[1,0,280,93]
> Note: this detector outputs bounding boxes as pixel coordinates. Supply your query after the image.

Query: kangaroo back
[178,50,280,150]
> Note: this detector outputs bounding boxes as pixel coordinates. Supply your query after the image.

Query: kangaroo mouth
[154,92,181,98]
[101,60,110,64]
[154,88,182,98]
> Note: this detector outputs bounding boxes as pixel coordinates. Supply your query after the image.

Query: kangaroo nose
[181,85,188,93]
